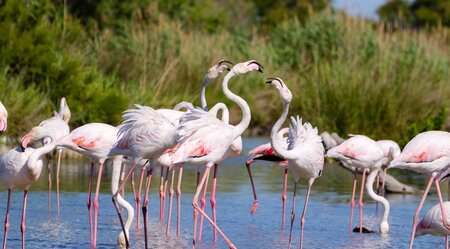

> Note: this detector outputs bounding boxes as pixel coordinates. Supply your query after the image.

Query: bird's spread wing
[287,115,322,151]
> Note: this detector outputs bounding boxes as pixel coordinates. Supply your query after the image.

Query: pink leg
[48,160,52,212]
[160,166,164,222]
[176,167,183,237]
[434,180,450,230]
[92,162,104,247]
[143,168,153,249]
[166,169,175,235]
[358,169,367,233]
[162,168,169,222]
[135,167,146,229]
[21,190,28,249]
[300,180,314,249]
[381,168,387,197]
[192,167,236,249]
[349,170,357,232]
[245,160,259,215]
[56,149,62,214]
[87,161,94,245]
[409,175,434,249]
[210,164,218,241]
[288,182,297,249]
[446,236,448,249]
[282,168,288,228]
[198,167,210,241]
[3,189,11,249]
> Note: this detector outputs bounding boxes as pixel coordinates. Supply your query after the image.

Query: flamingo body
[416,202,450,237]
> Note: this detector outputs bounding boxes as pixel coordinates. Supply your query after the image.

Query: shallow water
[0,138,447,248]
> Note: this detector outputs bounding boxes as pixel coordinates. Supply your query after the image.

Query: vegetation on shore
[0,0,449,147]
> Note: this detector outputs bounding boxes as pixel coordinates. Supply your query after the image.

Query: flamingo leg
[300,180,314,249]
[160,166,164,222]
[166,168,175,235]
[92,162,104,247]
[245,160,259,215]
[135,167,146,229]
[282,167,288,228]
[409,175,434,249]
[434,180,450,231]
[87,161,95,245]
[3,189,11,249]
[349,170,357,232]
[210,164,219,241]
[446,236,449,249]
[358,169,367,233]
[20,190,28,249]
[56,149,62,214]
[143,167,153,249]
[198,166,210,241]
[381,168,387,197]
[176,167,183,237]
[47,159,52,212]
[130,169,136,224]
[288,182,297,249]
[162,167,169,222]
[192,166,235,249]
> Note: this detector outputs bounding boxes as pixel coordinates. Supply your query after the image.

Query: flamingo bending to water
[326,135,390,235]
[415,201,450,247]
[171,60,263,249]
[375,140,401,196]
[1,127,56,249]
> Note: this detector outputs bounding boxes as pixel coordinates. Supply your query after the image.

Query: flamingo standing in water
[38,97,71,213]
[245,128,288,224]
[415,201,450,248]
[326,135,390,235]
[56,123,126,248]
[171,60,263,249]
[0,101,7,133]
[265,78,324,249]
[1,126,56,249]
[388,131,450,249]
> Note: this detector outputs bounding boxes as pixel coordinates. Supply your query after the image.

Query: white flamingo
[170,60,264,249]
[266,77,324,249]
[415,201,450,248]
[1,127,56,249]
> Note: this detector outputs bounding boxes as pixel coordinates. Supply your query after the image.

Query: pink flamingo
[170,60,263,249]
[416,201,450,248]
[376,140,401,196]
[245,128,289,223]
[38,97,71,213]
[0,101,7,133]
[326,135,390,235]
[1,127,56,249]
[266,78,324,249]
[388,131,450,249]
[57,123,124,248]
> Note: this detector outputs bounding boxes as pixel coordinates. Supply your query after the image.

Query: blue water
[0,138,447,248]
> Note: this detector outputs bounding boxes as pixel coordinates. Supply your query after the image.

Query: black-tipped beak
[248,61,264,73]
[219,60,233,66]
[266,77,276,84]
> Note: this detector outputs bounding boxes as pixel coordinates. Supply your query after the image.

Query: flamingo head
[117,231,127,248]
[229,136,243,156]
[21,126,54,149]
[232,60,263,75]
[379,221,389,234]
[206,60,233,80]
[266,77,292,103]
[0,101,7,133]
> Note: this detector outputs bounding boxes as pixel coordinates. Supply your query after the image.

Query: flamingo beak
[248,61,264,73]
[21,131,34,149]
[0,117,6,133]
[266,77,276,84]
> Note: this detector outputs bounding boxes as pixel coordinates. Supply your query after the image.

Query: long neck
[28,136,57,178]
[222,71,250,139]
[111,156,134,237]
[366,169,390,226]
[200,75,208,110]
[209,103,229,124]
[270,101,295,159]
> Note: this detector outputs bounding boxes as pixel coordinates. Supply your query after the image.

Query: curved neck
[366,169,390,224]
[209,103,229,124]
[28,135,57,175]
[111,156,134,235]
[270,101,295,159]
[222,71,250,139]
[200,75,208,110]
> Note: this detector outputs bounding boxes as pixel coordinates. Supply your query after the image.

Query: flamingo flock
[0,59,449,249]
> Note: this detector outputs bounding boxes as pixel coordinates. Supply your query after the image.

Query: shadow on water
[0,137,447,248]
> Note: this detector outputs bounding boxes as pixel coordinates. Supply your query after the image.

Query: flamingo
[376,140,401,197]
[56,123,124,248]
[245,128,289,224]
[170,60,263,249]
[265,77,324,249]
[388,131,450,249]
[1,126,56,249]
[0,101,7,133]
[326,135,390,235]
[415,201,450,247]
[38,97,71,213]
